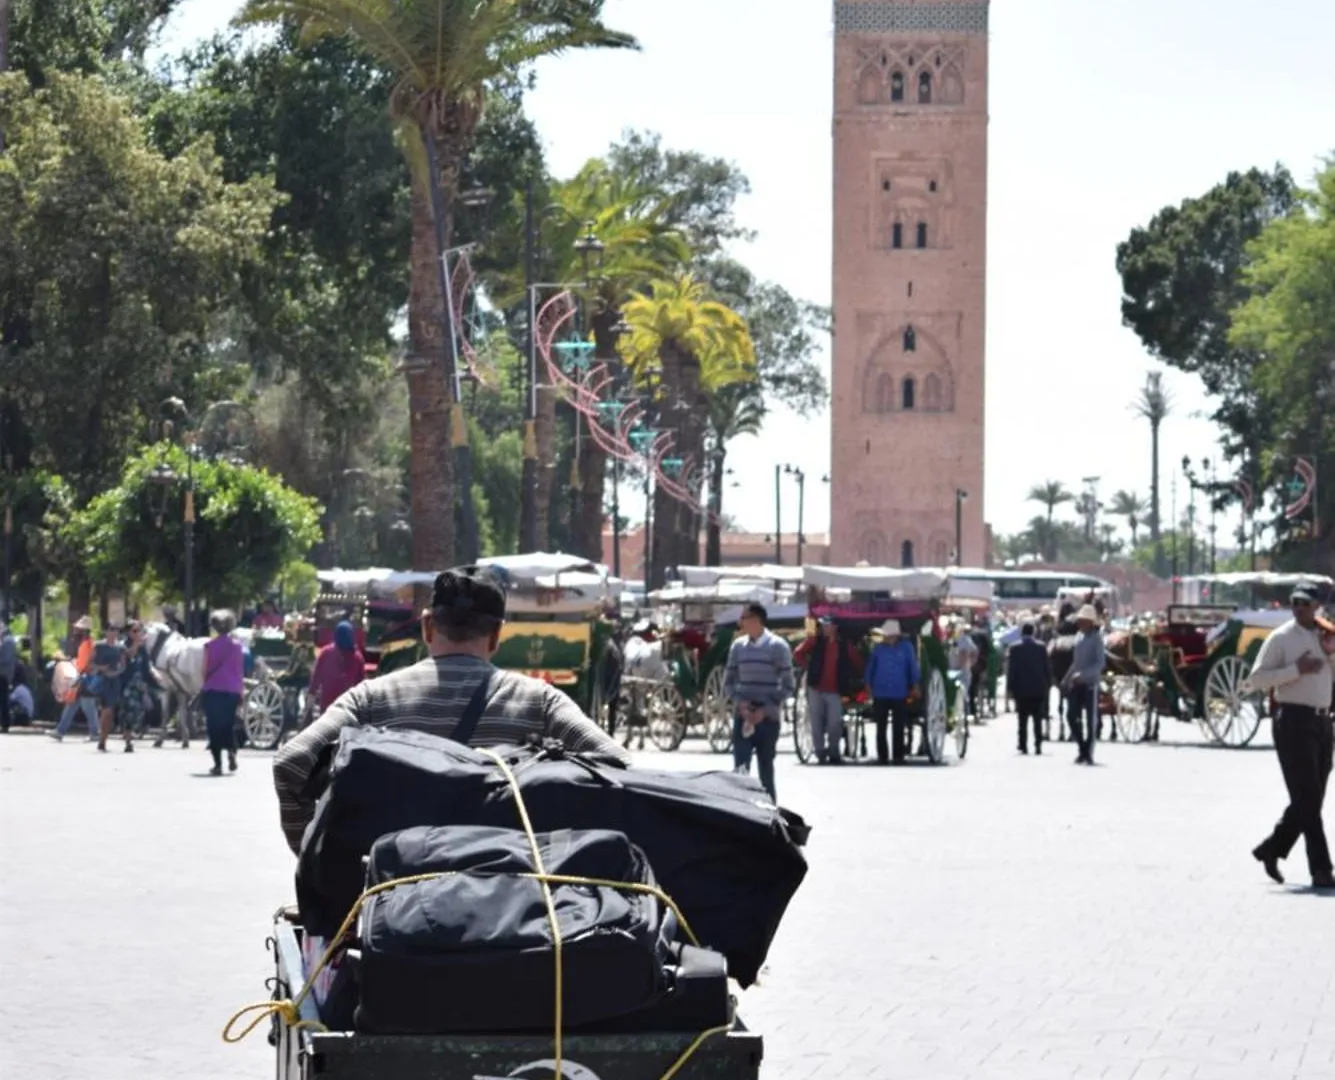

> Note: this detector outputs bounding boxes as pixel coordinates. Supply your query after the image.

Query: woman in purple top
[202,609,245,776]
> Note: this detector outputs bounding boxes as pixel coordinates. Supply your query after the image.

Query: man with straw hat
[865,618,921,764]
[1060,604,1105,765]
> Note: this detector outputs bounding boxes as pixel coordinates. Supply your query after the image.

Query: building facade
[830,0,988,568]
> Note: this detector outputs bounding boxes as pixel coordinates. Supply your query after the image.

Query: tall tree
[1132,372,1172,576]
[702,383,763,566]
[237,0,636,575]
[1025,481,1073,561]
[1117,167,1296,475]
[621,276,755,585]
[1231,161,1335,560]
[1108,489,1145,547]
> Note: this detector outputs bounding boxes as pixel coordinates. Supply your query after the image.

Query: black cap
[1291,586,1318,605]
[433,568,507,621]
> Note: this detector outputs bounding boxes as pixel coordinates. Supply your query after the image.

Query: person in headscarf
[202,609,244,775]
[308,619,366,715]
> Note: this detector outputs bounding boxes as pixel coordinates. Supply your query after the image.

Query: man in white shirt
[1246,586,1335,888]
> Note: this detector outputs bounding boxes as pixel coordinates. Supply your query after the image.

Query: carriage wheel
[703,667,733,754]
[1204,656,1263,748]
[1113,676,1149,743]
[647,684,687,752]
[243,680,285,751]
[792,687,815,763]
[925,669,949,764]
[953,701,970,760]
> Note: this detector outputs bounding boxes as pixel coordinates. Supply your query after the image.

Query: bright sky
[157,0,1335,547]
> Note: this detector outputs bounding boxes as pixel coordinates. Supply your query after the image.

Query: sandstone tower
[830,1,988,568]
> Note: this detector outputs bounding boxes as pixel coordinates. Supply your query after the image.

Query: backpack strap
[451,672,495,747]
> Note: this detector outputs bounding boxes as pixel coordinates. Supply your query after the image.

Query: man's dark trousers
[0,675,9,733]
[1256,705,1333,878]
[1016,695,1044,753]
[871,697,910,763]
[1066,683,1097,763]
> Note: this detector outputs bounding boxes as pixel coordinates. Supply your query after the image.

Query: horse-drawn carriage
[619,567,807,753]
[790,566,993,765]
[1107,572,1334,748]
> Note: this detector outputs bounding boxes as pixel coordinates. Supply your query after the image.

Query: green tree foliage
[0,72,279,502]
[69,444,322,605]
[1231,161,1335,558]
[7,0,182,85]
[1116,167,1296,466]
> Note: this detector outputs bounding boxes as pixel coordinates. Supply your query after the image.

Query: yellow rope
[224,749,728,1078]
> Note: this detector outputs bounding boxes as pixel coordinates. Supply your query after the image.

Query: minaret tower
[830,1,989,567]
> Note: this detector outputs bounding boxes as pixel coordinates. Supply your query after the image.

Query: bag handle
[451,672,494,747]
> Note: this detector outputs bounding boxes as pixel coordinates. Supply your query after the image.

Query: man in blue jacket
[865,619,921,764]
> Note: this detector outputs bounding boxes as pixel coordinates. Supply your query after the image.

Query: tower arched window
[890,71,905,102]
[876,373,893,413]
[903,326,916,352]
[924,373,942,411]
[918,71,932,104]
[902,376,916,410]
[901,540,915,568]
[917,222,929,249]
[892,222,903,249]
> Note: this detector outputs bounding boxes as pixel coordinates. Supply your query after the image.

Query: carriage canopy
[802,565,994,607]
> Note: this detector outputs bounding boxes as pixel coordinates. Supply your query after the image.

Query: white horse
[622,635,671,682]
[142,622,210,699]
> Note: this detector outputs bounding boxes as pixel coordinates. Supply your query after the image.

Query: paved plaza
[3,714,1334,1080]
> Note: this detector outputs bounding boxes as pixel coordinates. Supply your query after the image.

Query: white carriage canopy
[802,565,994,607]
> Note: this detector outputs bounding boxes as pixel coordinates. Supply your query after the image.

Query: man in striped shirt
[723,603,795,801]
[273,569,630,853]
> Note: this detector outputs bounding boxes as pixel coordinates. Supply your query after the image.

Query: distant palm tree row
[1018,372,1172,566]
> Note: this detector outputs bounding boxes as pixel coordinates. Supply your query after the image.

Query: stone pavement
[2,713,1333,1080]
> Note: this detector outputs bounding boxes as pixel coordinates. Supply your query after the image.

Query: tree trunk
[405,178,455,581]
[1150,421,1164,577]
[705,451,726,567]
[533,384,557,551]
[651,343,704,582]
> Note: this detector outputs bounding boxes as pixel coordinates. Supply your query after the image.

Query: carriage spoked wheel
[242,680,285,751]
[791,684,815,764]
[647,683,688,752]
[1112,676,1151,743]
[924,668,950,764]
[953,696,970,760]
[1204,655,1263,748]
[702,666,733,754]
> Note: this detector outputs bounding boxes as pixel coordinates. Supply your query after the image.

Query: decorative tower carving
[830,0,988,567]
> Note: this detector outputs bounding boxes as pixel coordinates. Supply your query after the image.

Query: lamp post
[783,465,806,566]
[773,465,782,564]
[608,318,633,579]
[2,453,11,626]
[954,489,968,566]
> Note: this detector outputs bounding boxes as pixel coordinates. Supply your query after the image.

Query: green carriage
[629,566,806,753]
[791,566,994,765]
[1117,572,1334,748]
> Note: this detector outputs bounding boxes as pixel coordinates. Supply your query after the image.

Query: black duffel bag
[297,728,809,986]
[354,825,674,1034]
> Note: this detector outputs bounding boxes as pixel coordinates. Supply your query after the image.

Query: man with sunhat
[1246,584,1335,888]
[1060,604,1105,765]
[864,618,921,764]
[272,567,631,854]
[793,616,863,765]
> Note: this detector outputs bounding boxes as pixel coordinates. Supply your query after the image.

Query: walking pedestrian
[52,616,98,741]
[865,619,921,765]
[0,620,16,734]
[1247,586,1335,889]
[117,621,154,750]
[723,603,795,801]
[202,610,244,776]
[1061,604,1105,765]
[1006,622,1053,755]
[308,620,366,714]
[92,624,127,753]
[793,617,863,764]
[951,622,979,719]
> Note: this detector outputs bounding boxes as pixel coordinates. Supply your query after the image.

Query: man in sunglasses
[1247,586,1335,888]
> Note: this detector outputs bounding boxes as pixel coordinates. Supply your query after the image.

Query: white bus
[946,569,1113,612]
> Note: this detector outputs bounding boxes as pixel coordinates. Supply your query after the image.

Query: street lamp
[954,489,968,566]
[783,465,807,566]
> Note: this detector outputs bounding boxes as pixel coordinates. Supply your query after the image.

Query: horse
[141,623,264,743]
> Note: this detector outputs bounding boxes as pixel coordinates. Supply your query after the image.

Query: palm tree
[237,0,636,573]
[1133,371,1172,576]
[621,275,755,584]
[703,383,764,566]
[1109,489,1146,548]
[533,160,687,558]
[1024,515,1060,564]
[1025,481,1072,561]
